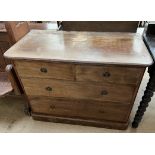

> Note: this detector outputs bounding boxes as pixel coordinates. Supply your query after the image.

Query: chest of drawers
[4,30,153,129]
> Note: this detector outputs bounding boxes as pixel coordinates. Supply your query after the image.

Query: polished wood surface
[60,21,139,32]
[0,22,58,97]
[4,30,153,66]
[4,30,153,129]
[0,22,57,71]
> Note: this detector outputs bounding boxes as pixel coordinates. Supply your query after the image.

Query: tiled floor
[0,70,155,132]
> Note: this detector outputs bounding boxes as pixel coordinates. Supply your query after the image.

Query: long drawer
[76,64,144,84]
[14,61,75,80]
[21,78,135,103]
[29,96,131,122]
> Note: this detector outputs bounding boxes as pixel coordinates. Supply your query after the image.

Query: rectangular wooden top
[4,30,153,66]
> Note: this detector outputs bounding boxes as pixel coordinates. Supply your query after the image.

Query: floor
[0,70,155,133]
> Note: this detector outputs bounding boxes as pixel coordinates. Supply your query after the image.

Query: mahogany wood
[0,22,57,97]
[19,77,135,103]
[4,30,152,129]
[76,64,144,85]
[4,30,153,66]
[14,61,75,80]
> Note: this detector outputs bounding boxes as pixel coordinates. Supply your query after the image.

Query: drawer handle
[103,72,110,77]
[40,67,47,73]
[45,86,52,91]
[50,105,55,109]
[101,90,108,95]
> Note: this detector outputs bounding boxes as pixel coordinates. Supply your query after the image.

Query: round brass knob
[103,72,110,77]
[101,90,108,95]
[40,67,47,73]
[45,86,52,91]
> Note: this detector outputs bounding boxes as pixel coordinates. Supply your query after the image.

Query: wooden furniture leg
[132,63,155,128]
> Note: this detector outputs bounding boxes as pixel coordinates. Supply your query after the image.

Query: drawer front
[76,65,144,84]
[14,61,75,80]
[21,78,135,103]
[29,96,131,122]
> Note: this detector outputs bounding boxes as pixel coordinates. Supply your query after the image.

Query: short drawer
[76,65,145,84]
[29,96,131,122]
[14,61,74,80]
[21,78,135,103]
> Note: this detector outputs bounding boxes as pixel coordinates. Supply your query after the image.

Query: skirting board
[32,113,129,130]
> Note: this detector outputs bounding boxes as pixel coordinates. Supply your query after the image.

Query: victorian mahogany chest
[4,30,153,129]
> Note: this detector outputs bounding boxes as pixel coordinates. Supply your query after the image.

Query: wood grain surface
[32,113,129,130]
[15,60,145,85]
[14,61,75,80]
[76,64,145,84]
[29,96,131,122]
[4,30,153,66]
[20,77,135,103]
[4,29,151,129]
